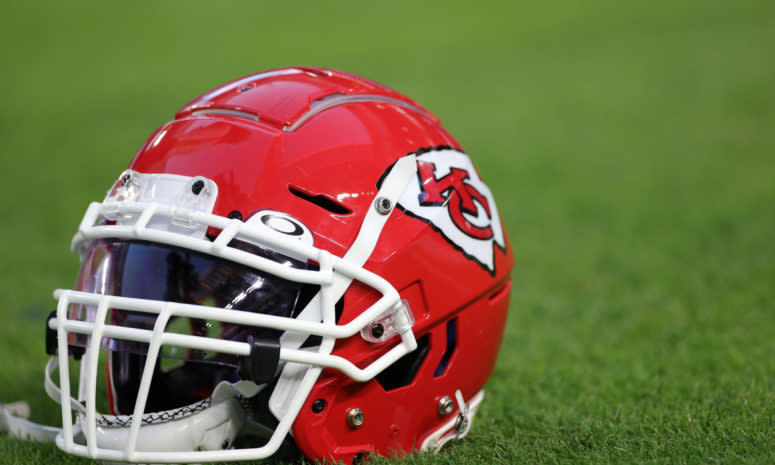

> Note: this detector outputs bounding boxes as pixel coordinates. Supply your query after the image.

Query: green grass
[1,0,774,463]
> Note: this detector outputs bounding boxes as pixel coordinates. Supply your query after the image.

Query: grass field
[1,0,774,463]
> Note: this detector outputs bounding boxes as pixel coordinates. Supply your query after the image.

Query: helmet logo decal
[416,161,494,240]
[396,147,506,275]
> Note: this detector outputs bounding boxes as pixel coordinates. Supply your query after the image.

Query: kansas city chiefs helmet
[1,68,513,463]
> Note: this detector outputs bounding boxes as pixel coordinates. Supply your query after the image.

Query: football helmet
[1,68,513,463]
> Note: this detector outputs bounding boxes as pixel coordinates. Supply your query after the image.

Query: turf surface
[1,0,774,463]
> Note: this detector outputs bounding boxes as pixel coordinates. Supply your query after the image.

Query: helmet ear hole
[374,334,430,391]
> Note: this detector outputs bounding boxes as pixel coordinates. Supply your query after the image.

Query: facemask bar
[47,155,419,462]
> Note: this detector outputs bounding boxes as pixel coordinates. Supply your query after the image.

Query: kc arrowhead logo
[395,147,506,275]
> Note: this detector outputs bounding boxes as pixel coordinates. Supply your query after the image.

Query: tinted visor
[70,239,308,413]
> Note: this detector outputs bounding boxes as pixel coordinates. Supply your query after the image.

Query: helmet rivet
[346,408,365,429]
[438,396,454,416]
[191,180,205,195]
[227,210,243,220]
[311,399,326,413]
[374,196,392,215]
[370,323,385,339]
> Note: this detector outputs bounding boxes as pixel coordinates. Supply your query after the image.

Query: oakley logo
[396,147,505,274]
[245,209,314,262]
[260,214,305,236]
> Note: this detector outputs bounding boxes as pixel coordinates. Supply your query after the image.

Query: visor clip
[238,335,281,385]
[360,299,415,343]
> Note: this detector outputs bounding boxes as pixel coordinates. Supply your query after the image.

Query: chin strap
[420,389,484,454]
[1,357,66,443]
[269,154,418,421]
[0,401,61,443]
[1,357,255,456]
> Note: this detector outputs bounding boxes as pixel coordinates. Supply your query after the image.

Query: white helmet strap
[269,154,418,420]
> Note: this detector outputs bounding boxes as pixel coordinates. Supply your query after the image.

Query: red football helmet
[6,68,513,463]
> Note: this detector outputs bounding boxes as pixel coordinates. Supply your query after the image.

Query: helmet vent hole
[288,185,352,215]
[433,317,458,377]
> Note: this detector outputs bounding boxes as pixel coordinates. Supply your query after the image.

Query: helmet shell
[128,68,514,462]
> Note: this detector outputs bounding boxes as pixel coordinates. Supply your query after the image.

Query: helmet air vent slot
[288,185,352,215]
[191,108,259,121]
[433,317,458,378]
